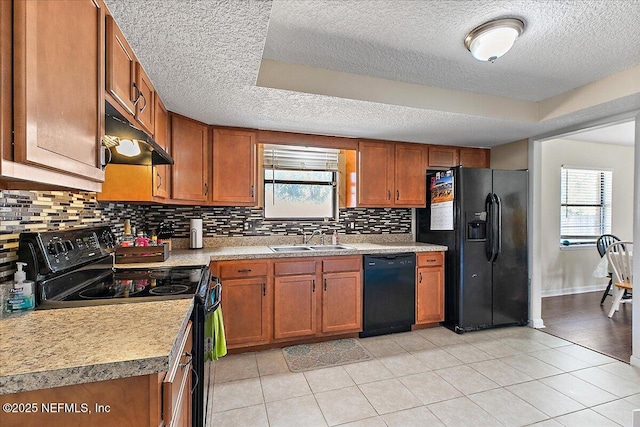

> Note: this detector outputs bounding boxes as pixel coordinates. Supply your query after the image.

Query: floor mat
[282,338,373,372]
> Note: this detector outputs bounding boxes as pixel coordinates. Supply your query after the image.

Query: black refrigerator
[416,167,528,333]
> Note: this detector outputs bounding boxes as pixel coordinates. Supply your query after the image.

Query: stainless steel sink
[269,245,315,253]
[269,244,353,253]
[308,245,354,251]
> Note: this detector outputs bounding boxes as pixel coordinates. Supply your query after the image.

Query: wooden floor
[541,291,632,362]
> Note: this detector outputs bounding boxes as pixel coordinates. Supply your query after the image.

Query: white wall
[540,139,634,296]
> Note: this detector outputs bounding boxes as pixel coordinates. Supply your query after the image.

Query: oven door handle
[204,283,221,314]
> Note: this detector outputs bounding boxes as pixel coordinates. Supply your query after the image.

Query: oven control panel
[35,227,115,272]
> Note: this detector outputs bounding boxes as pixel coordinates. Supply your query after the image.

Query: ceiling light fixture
[464,18,524,63]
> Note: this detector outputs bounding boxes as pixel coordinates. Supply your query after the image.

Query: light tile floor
[208,327,640,427]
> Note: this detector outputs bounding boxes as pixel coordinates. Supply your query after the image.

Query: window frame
[263,168,339,221]
[559,166,612,246]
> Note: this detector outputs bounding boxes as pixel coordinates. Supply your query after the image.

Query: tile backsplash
[1,190,412,284]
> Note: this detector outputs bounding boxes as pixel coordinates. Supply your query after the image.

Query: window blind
[560,167,612,242]
[263,144,339,171]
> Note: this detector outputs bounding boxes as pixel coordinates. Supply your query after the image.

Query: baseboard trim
[531,318,545,329]
[542,284,607,298]
[631,355,640,368]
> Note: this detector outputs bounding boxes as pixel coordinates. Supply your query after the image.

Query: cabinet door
[321,271,362,334]
[394,143,426,207]
[13,0,105,182]
[222,277,270,347]
[459,148,489,168]
[416,266,444,324]
[357,140,394,206]
[171,115,209,202]
[273,275,317,340]
[428,146,459,168]
[105,15,135,116]
[212,128,256,205]
[1,0,11,164]
[153,96,170,199]
[135,63,155,135]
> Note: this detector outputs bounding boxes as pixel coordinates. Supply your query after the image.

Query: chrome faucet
[303,229,323,245]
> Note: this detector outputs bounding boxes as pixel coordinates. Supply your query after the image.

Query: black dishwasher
[360,253,416,338]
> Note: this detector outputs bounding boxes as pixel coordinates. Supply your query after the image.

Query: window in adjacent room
[560,166,612,246]
[263,144,339,220]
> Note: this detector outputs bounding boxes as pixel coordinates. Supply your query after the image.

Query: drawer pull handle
[238,269,252,273]
[426,259,437,263]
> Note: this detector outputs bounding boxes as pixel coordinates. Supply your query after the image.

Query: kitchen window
[560,166,612,246]
[263,145,339,220]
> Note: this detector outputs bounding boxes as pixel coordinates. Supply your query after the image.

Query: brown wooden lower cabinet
[273,274,317,340]
[416,252,445,324]
[212,260,271,349]
[0,322,193,427]
[322,270,362,334]
[215,253,442,350]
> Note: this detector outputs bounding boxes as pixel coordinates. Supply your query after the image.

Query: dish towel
[205,305,227,361]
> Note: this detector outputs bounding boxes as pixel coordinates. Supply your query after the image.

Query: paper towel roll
[189,219,203,249]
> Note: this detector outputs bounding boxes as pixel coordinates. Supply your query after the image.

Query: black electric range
[17,226,218,427]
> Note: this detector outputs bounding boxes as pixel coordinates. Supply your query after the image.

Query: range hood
[103,103,173,166]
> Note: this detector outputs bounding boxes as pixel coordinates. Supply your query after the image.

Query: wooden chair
[597,234,621,305]
[606,241,633,318]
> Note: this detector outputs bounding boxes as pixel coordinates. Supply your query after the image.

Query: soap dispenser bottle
[5,262,35,312]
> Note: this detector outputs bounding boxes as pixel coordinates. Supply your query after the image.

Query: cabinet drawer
[274,260,317,276]
[219,261,268,279]
[417,252,444,267]
[163,321,192,427]
[322,257,361,273]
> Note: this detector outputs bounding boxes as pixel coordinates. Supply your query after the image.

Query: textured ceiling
[264,0,640,102]
[564,120,636,145]
[103,0,640,148]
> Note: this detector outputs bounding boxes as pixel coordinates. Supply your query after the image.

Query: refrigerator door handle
[493,194,502,262]
[485,193,496,262]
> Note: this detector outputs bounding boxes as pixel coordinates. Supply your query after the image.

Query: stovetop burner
[149,284,190,296]
[78,282,146,299]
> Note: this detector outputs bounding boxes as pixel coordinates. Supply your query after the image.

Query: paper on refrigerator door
[430,171,454,231]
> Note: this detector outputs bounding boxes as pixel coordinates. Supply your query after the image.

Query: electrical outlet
[349,222,355,229]
[244,221,255,231]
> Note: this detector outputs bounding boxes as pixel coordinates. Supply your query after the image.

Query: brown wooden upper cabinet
[394,143,427,206]
[171,114,209,202]
[427,146,459,168]
[3,0,106,189]
[211,128,257,206]
[428,146,490,168]
[134,63,155,135]
[105,15,136,116]
[105,15,155,136]
[358,140,426,207]
[459,147,490,168]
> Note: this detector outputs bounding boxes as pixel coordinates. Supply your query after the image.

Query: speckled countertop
[0,299,193,395]
[1,240,446,395]
[115,242,448,269]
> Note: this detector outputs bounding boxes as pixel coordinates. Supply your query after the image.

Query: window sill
[559,244,596,251]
